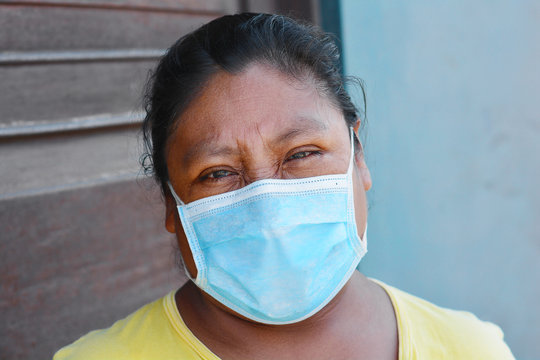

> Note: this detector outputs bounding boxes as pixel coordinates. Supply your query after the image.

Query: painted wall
[341,1,539,358]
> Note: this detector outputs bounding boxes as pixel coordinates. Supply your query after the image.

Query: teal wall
[341,1,539,358]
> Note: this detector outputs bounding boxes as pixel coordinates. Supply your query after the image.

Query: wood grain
[0,6,218,51]
[1,61,155,126]
[0,179,187,359]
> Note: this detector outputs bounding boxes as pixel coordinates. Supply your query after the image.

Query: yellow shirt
[53,281,514,359]
[374,281,514,359]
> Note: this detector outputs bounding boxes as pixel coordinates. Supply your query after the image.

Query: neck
[176,271,373,351]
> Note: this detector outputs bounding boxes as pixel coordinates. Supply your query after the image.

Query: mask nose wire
[167,181,185,206]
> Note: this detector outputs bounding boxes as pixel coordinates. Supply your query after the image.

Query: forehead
[168,64,346,154]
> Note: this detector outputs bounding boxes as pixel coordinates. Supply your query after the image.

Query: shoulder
[375,280,515,360]
[53,293,177,360]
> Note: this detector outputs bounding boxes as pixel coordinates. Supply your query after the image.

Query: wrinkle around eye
[281,149,338,179]
[191,170,242,199]
[284,149,324,164]
[207,169,234,179]
[286,150,322,161]
[199,169,239,183]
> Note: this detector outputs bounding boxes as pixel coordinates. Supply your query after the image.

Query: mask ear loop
[166,180,202,283]
[347,127,368,246]
[167,181,185,206]
[347,127,356,176]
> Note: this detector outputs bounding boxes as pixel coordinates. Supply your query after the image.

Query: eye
[206,169,234,180]
[287,150,321,161]
[198,168,238,183]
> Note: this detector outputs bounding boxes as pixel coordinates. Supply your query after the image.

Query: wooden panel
[275,0,315,21]
[3,0,238,13]
[245,0,316,22]
[0,127,141,197]
[0,61,155,126]
[0,111,144,137]
[0,5,220,52]
[242,0,276,14]
[0,49,164,66]
[0,179,186,360]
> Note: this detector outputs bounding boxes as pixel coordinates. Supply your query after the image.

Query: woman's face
[165,64,371,278]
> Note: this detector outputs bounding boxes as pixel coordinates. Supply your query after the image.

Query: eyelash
[286,150,321,161]
[202,169,235,181]
[200,150,322,182]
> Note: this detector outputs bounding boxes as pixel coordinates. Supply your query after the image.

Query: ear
[353,120,372,192]
[165,190,177,234]
[353,118,361,134]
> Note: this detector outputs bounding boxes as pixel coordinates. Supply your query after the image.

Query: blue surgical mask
[168,129,367,324]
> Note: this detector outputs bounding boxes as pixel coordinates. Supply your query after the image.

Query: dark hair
[141,13,365,195]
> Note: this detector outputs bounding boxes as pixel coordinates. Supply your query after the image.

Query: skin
[164,64,398,360]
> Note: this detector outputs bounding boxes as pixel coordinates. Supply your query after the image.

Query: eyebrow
[181,115,329,166]
[182,140,236,168]
[272,115,329,145]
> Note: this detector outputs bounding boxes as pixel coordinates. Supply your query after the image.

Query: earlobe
[359,164,372,191]
[351,118,371,191]
[353,118,361,134]
[354,143,372,192]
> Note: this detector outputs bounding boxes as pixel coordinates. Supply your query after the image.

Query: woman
[54,13,514,359]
